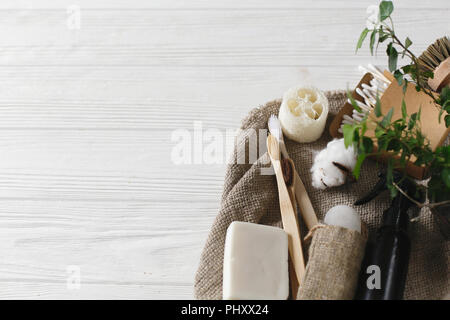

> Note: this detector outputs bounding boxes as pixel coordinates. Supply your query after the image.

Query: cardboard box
[330,71,450,179]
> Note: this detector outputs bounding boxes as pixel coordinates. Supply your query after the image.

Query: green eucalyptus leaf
[362,137,374,153]
[402,65,412,73]
[346,90,362,112]
[443,100,450,112]
[361,121,367,136]
[381,107,394,127]
[387,44,398,72]
[394,70,403,85]
[439,86,450,108]
[386,159,397,198]
[375,95,382,117]
[375,127,384,138]
[401,99,407,120]
[343,124,356,148]
[388,184,398,198]
[439,108,444,122]
[408,112,418,130]
[379,1,394,21]
[422,70,434,79]
[370,30,377,55]
[353,153,367,180]
[356,28,369,52]
[377,134,389,151]
[388,139,401,152]
[402,79,408,94]
[379,34,390,43]
[405,37,412,49]
[440,86,450,99]
[442,168,450,188]
[445,114,450,128]
[354,128,360,142]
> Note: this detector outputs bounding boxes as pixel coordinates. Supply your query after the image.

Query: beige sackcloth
[194,91,449,300]
[297,224,367,300]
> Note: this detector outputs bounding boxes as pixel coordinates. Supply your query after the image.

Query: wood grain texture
[0,0,447,299]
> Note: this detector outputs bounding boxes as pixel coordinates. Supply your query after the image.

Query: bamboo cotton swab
[338,65,392,134]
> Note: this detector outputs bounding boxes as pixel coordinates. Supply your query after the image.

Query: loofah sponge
[278,86,329,143]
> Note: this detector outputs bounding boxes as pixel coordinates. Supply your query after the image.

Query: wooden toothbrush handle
[279,142,318,230]
[293,169,319,230]
[287,186,301,298]
[273,161,306,287]
[288,258,300,298]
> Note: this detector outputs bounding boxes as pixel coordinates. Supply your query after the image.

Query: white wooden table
[0,0,447,299]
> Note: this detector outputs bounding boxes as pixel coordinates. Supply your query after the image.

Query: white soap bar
[223,221,289,300]
[324,205,361,233]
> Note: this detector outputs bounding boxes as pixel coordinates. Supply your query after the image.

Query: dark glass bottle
[355,194,411,300]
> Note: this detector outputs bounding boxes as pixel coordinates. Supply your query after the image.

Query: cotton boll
[310,138,357,189]
[324,205,361,233]
[311,149,346,189]
[311,159,346,190]
[326,139,357,171]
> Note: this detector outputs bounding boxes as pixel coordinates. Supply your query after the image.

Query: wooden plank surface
[0,0,448,299]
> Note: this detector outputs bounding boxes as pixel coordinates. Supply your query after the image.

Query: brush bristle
[281,158,293,187]
[268,114,283,142]
[418,37,450,72]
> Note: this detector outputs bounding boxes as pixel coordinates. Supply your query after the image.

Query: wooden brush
[281,157,302,298]
[418,36,450,92]
[268,115,319,230]
[267,134,305,297]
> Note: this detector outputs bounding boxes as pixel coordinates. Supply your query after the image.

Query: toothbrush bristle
[268,115,283,142]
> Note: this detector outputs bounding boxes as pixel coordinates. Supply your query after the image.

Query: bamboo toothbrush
[281,157,301,297]
[267,134,305,295]
[268,115,318,230]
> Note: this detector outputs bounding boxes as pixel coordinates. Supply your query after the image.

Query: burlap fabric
[297,225,367,300]
[194,91,449,300]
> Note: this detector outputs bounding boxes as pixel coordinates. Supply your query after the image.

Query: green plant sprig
[346,95,450,206]
[345,1,450,207]
[356,1,450,127]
